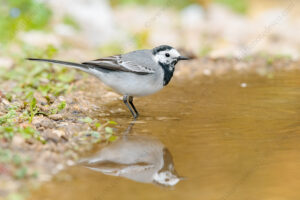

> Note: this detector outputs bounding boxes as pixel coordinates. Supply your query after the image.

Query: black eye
[165,53,170,57]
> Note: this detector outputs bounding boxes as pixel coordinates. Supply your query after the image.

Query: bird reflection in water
[79,123,183,187]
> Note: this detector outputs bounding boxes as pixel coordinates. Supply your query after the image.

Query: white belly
[90,69,164,97]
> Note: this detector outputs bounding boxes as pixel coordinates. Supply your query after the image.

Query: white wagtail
[27,45,190,119]
[80,134,181,186]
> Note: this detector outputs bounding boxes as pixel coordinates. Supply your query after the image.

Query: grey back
[122,49,158,70]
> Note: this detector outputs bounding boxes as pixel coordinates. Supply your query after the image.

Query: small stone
[0,57,14,69]
[56,164,64,171]
[19,122,34,129]
[19,31,61,47]
[11,135,25,146]
[34,92,48,105]
[103,91,119,99]
[1,99,10,106]
[240,83,247,88]
[58,96,66,101]
[203,69,212,76]
[42,129,60,143]
[52,130,65,138]
[67,160,75,166]
[25,138,35,145]
[39,174,52,182]
[49,114,63,121]
[32,116,55,129]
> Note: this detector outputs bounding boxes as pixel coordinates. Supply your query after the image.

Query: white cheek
[154,54,164,63]
[154,54,170,64]
[170,49,181,57]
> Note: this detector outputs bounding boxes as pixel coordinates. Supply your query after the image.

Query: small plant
[0,109,16,125]
[110,0,194,9]
[0,44,73,143]
[214,0,249,14]
[50,101,66,114]
[63,15,80,31]
[0,147,36,180]
[29,97,37,123]
[79,118,118,143]
[0,0,52,42]
[199,45,212,57]
[79,117,93,124]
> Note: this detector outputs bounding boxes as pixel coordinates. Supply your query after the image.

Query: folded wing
[82,55,155,75]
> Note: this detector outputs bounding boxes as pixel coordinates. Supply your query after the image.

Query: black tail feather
[26,58,88,70]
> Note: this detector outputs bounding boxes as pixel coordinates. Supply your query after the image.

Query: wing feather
[82,55,155,75]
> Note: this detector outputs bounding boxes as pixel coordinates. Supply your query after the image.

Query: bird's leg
[122,120,136,139]
[123,95,138,119]
[128,96,139,119]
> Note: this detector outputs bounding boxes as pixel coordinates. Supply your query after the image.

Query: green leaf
[108,121,118,125]
[105,127,113,134]
[108,135,118,142]
[15,167,27,179]
[79,117,93,124]
[30,98,37,110]
[29,97,37,123]
[12,154,22,166]
[90,131,100,138]
[94,122,101,128]
[57,101,66,112]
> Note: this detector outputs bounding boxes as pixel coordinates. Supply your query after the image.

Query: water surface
[29,70,300,200]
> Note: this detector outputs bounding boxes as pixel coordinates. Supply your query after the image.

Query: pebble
[34,92,48,105]
[203,69,212,76]
[52,130,65,138]
[240,83,248,88]
[39,174,52,182]
[67,160,75,166]
[0,57,14,69]
[11,135,25,146]
[1,99,10,106]
[56,164,64,171]
[42,129,61,143]
[49,114,63,121]
[32,116,55,129]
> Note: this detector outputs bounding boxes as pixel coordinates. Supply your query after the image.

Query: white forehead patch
[154,48,181,64]
[169,49,181,57]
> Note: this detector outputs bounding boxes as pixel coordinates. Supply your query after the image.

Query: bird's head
[153,170,181,187]
[152,45,190,66]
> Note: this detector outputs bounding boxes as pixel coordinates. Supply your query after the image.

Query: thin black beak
[177,56,190,61]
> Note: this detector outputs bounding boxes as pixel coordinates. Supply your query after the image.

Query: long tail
[26,58,91,73]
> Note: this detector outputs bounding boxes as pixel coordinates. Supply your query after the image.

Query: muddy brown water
[29,70,300,200]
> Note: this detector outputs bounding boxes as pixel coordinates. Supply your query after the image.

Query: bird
[27,45,190,119]
[79,134,182,186]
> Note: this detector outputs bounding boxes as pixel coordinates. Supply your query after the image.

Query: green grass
[0,3,118,197]
[0,44,75,142]
[199,45,213,57]
[111,0,248,13]
[0,42,120,144]
[0,44,119,200]
[0,0,52,43]
[63,15,80,31]
[79,118,118,143]
[0,147,38,180]
[214,0,249,14]
[110,0,195,9]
